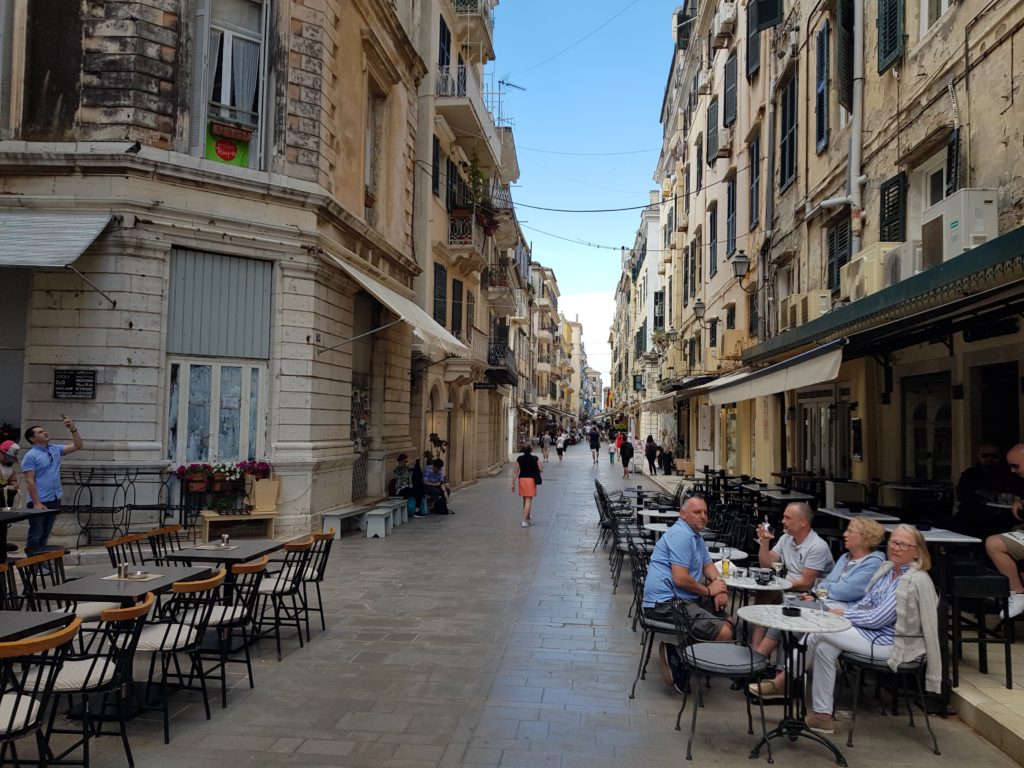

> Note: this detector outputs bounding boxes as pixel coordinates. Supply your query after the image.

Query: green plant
[209,495,236,511]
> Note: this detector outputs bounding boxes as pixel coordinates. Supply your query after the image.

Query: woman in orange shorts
[512,444,542,527]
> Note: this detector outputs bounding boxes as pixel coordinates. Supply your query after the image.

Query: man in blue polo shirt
[21,416,84,552]
[642,495,732,691]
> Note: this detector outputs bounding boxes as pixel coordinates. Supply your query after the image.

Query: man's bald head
[1007,444,1024,477]
[680,495,709,531]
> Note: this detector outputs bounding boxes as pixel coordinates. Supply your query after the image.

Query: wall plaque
[53,369,97,400]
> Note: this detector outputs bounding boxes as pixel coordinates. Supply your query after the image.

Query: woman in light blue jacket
[813,517,887,602]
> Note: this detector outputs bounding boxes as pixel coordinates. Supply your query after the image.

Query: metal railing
[454,0,494,32]
[449,213,484,251]
[488,343,516,371]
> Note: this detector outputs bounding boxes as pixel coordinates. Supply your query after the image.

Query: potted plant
[236,460,272,480]
[173,463,214,492]
[210,460,243,492]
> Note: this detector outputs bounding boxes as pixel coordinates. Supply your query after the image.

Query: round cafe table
[705,547,748,563]
[721,573,792,592]
[737,604,852,766]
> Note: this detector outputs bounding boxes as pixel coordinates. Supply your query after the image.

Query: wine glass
[771,561,783,581]
[814,579,829,615]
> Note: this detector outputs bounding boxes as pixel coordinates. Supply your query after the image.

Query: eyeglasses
[888,541,918,550]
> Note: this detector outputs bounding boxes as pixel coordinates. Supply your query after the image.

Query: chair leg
[755,683,772,764]
[686,684,701,759]
[316,581,326,631]
[115,686,135,768]
[847,665,863,748]
[912,669,940,755]
[218,627,229,708]
[160,654,171,745]
[190,651,212,720]
[629,633,652,699]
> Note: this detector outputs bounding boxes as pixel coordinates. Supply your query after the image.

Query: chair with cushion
[256,537,313,661]
[14,550,120,622]
[670,598,772,761]
[0,617,81,766]
[104,533,148,569]
[137,569,226,744]
[142,524,186,566]
[42,593,154,768]
[300,530,335,642]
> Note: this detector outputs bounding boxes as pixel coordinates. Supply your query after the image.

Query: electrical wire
[518,145,661,156]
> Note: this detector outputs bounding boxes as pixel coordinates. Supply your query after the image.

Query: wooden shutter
[451,278,463,334]
[438,15,450,69]
[878,172,907,243]
[755,0,784,32]
[837,0,854,111]
[749,137,761,228]
[827,219,851,290]
[445,158,457,210]
[433,263,447,326]
[877,0,903,74]
[709,208,718,276]
[707,100,718,163]
[815,21,830,153]
[724,54,738,126]
[466,291,475,333]
[746,1,761,79]
[431,136,441,196]
[726,177,737,255]
[683,245,690,306]
[945,128,960,196]
[696,140,703,189]
[188,0,211,155]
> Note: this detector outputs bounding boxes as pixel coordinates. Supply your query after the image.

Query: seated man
[422,459,450,514]
[391,454,425,516]
[642,495,731,692]
[985,443,1024,618]
[956,442,1023,538]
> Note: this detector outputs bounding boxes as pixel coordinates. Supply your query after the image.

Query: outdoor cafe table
[0,507,70,555]
[637,509,679,522]
[0,610,74,641]
[738,604,852,766]
[817,506,901,531]
[741,483,784,493]
[164,538,285,597]
[758,489,816,503]
[33,565,211,606]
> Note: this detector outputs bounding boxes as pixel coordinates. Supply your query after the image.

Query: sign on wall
[53,369,96,400]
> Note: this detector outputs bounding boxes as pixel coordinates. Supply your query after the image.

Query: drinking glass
[814,579,829,615]
[771,561,783,580]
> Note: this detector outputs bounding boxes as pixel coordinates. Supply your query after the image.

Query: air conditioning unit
[882,240,925,287]
[719,329,747,359]
[839,242,899,301]
[778,296,793,331]
[677,212,688,232]
[787,291,831,327]
[716,127,733,158]
[712,1,737,47]
[697,68,712,95]
[921,188,998,264]
[673,230,686,250]
[662,177,674,199]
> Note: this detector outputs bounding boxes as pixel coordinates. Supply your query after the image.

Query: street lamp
[731,249,757,294]
[692,298,711,328]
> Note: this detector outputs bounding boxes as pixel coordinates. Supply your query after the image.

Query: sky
[492,1,677,385]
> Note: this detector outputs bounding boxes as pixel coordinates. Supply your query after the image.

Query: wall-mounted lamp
[731,250,758,294]
[692,299,712,328]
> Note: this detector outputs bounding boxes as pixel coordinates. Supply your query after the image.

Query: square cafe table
[0,610,74,641]
[164,538,284,566]
[34,565,211,606]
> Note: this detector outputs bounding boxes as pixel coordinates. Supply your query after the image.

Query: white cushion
[135,624,198,652]
[52,659,117,692]
[0,695,40,734]
[184,605,247,627]
[75,602,121,622]
[258,577,290,595]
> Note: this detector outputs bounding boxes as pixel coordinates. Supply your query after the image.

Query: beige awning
[323,253,469,356]
[644,392,678,413]
[706,342,844,406]
[0,211,113,268]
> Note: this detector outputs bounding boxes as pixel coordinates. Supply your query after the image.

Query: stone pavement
[75,444,1018,767]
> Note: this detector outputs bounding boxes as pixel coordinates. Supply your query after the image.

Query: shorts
[556,447,564,456]
[518,478,537,498]
[1000,529,1024,559]
[643,597,728,642]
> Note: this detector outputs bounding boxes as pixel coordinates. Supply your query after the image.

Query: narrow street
[92,445,1018,767]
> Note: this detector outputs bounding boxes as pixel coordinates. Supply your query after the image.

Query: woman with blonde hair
[811,517,888,602]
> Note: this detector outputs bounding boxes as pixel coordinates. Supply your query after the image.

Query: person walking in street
[555,431,566,462]
[512,444,542,527]
[644,435,658,475]
[540,431,551,461]
[618,436,635,480]
[609,431,618,464]
[22,416,83,552]
[588,426,601,464]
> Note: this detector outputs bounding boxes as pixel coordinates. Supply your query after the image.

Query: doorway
[971,361,1020,455]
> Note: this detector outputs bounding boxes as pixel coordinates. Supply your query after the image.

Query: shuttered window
[749,135,761,229]
[451,278,463,334]
[878,0,903,74]
[696,139,704,190]
[726,177,737,256]
[724,53,738,126]
[683,244,690,306]
[653,290,665,331]
[709,207,718,277]
[438,14,451,68]
[445,158,457,210]
[707,100,719,162]
[746,1,761,79]
[684,164,691,213]
[754,0,784,32]
[837,0,854,111]
[779,75,798,189]
[431,136,441,197]
[827,218,852,291]
[466,291,475,334]
[945,128,961,196]
[168,249,272,359]
[879,173,907,243]
[815,21,830,153]
[433,263,447,326]
[748,292,759,336]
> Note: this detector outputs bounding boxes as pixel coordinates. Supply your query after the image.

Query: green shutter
[837,0,854,111]
[746,1,761,79]
[707,100,718,162]
[433,263,447,326]
[877,0,904,74]
[815,21,830,153]
[755,0,784,32]
[451,278,463,334]
[724,54,738,126]
[878,172,907,243]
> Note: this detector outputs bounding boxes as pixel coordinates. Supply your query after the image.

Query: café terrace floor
[61,446,1022,767]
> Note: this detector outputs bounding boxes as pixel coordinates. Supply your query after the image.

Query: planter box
[246,474,280,512]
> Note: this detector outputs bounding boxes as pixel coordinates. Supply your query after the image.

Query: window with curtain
[208,0,264,129]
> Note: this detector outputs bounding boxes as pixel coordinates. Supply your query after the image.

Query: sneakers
[804,713,835,734]
[747,679,785,700]
[658,642,675,688]
[521,521,531,528]
[658,642,689,693]
[1004,593,1024,619]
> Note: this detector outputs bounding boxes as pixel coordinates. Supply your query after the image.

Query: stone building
[0,0,462,538]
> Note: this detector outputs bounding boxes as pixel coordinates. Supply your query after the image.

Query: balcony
[485,342,517,386]
[436,64,502,170]
[481,257,518,315]
[536,353,552,373]
[454,0,495,63]
[448,212,487,272]
[535,324,553,341]
[444,326,487,384]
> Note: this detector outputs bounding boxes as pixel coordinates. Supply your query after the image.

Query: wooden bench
[200,510,277,542]
[360,508,393,539]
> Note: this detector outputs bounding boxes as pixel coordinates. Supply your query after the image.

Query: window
[438,14,451,69]
[696,138,704,190]
[826,217,852,291]
[683,244,690,306]
[433,263,447,326]
[445,158,458,210]
[431,136,441,197]
[707,99,719,162]
[779,75,798,189]
[451,278,463,334]
[724,53,738,126]
[168,360,265,463]
[901,372,952,481]
[725,304,736,330]
[709,319,718,348]
[815,21,830,153]
[191,0,270,169]
[878,0,904,73]
[878,172,907,243]
[709,206,718,277]
[746,1,761,79]
[653,290,666,331]
[749,135,761,229]
[837,0,854,111]
[753,0,785,31]
[467,291,475,334]
[0,2,12,138]
[922,0,950,34]
[747,292,759,336]
[684,164,691,213]
[726,176,737,256]
[364,83,386,220]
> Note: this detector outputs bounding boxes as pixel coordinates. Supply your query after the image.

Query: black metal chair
[256,537,314,661]
[143,524,186,565]
[626,546,677,699]
[300,530,335,641]
[104,532,149,568]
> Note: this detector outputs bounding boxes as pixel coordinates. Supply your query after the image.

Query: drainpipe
[763,49,778,341]
[850,0,865,256]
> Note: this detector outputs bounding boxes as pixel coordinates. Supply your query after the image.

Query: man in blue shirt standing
[642,495,731,691]
[21,416,83,552]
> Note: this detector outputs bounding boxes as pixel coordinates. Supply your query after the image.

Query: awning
[707,340,845,406]
[517,405,538,418]
[0,212,113,268]
[323,253,468,356]
[645,392,677,413]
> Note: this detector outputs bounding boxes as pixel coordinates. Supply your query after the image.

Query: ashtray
[125,571,149,580]
[782,606,802,617]
[708,547,721,555]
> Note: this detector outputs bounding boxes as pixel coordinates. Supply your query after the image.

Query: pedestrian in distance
[618,436,635,480]
[588,426,601,464]
[540,431,551,461]
[512,444,542,527]
[555,431,566,462]
[644,435,658,475]
[609,431,617,464]
[22,416,83,552]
